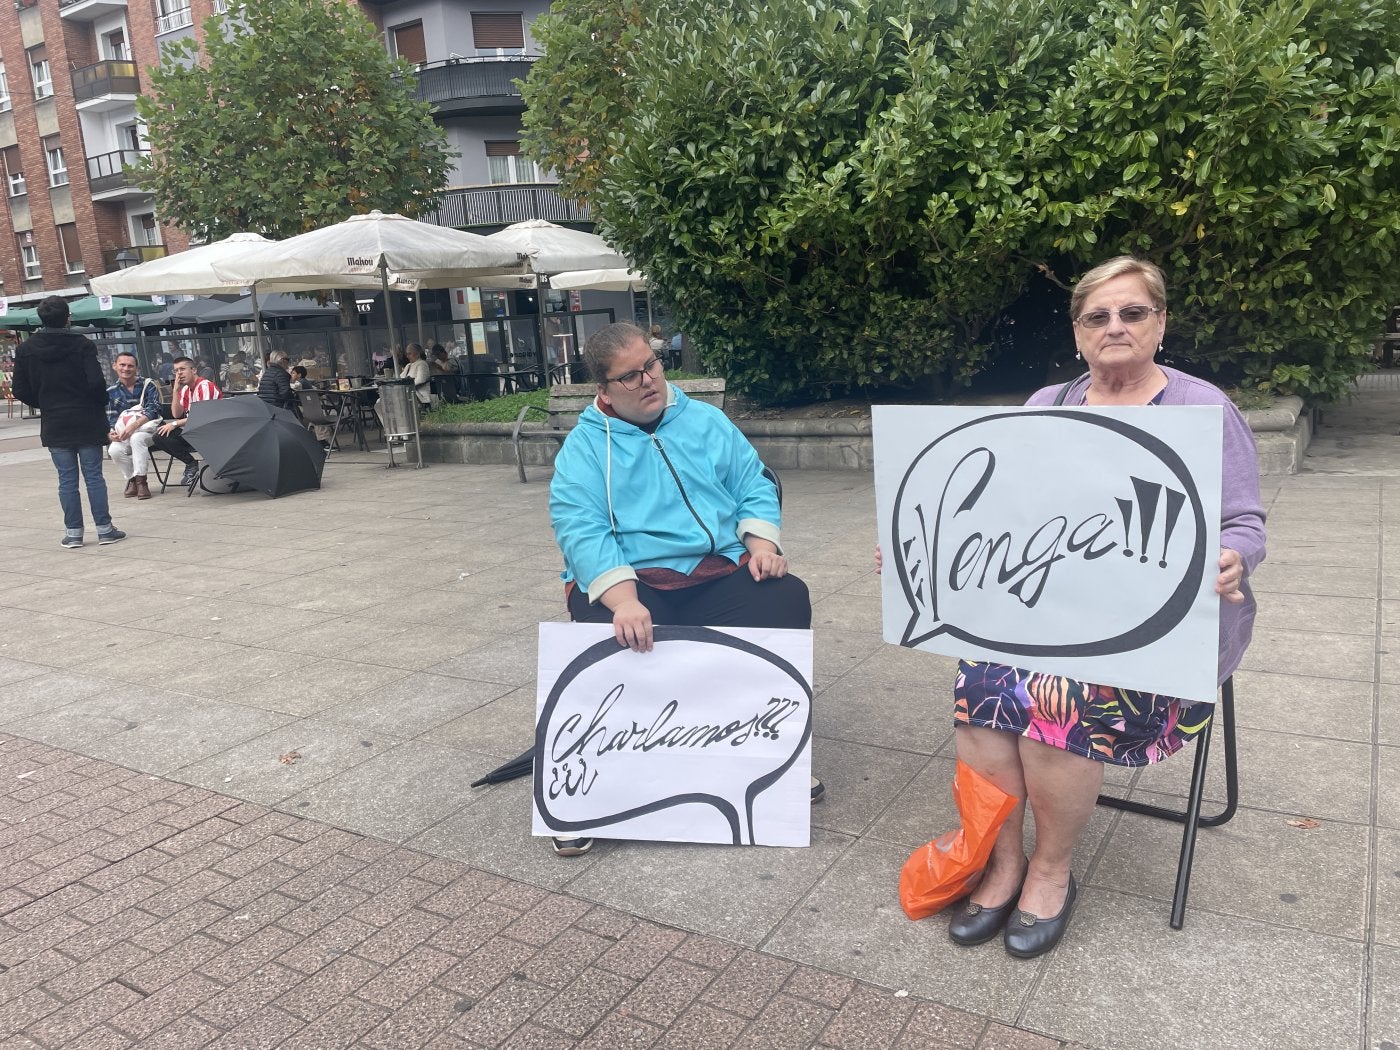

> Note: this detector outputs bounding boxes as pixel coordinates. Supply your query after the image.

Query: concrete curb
[421,395,1314,475]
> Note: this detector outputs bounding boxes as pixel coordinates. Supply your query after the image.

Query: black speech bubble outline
[891,409,1210,657]
[533,625,814,845]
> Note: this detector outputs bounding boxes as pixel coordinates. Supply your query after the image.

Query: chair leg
[1095,676,1238,929]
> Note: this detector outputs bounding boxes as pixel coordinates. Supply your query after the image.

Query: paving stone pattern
[0,737,1058,1049]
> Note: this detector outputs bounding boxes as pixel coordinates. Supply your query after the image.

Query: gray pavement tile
[279,740,497,843]
[1095,791,1371,938]
[0,672,111,724]
[562,829,855,948]
[6,685,211,752]
[1231,669,1376,743]
[421,685,536,761]
[0,578,155,626]
[1250,538,1379,568]
[159,646,303,701]
[814,674,955,756]
[1375,829,1400,949]
[253,614,413,660]
[1252,592,1378,635]
[318,673,512,737]
[422,630,542,686]
[1133,727,1374,823]
[807,738,926,837]
[810,590,884,635]
[172,720,403,805]
[69,635,244,684]
[1022,890,1364,1050]
[1237,627,1375,681]
[1372,945,1400,1050]
[809,628,885,681]
[73,698,293,777]
[405,778,609,893]
[1249,561,1379,599]
[236,573,413,614]
[1382,683,1400,746]
[1380,746,1400,830]
[222,659,414,718]
[762,838,1030,1023]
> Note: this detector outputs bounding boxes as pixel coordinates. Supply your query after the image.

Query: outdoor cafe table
[319,386,379,451]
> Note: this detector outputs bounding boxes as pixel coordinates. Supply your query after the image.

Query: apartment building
[357,0,587,232]
[0,0,234,304]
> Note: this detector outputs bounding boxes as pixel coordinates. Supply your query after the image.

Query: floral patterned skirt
[953,661,1213,767]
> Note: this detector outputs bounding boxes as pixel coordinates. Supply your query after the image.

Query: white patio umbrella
[484,219,628,274]
[212,211,526,374]
[549,268,649,292]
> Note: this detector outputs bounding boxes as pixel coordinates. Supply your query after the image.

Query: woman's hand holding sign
[745,537,788,581]
[602,583,654,653]
[1216,548,1246,604]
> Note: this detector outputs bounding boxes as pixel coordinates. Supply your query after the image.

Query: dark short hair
[114,351,138,364]
[172,355,194,368]
[291,365,308,379]
[37,296,70,328]
[581,322,649,385]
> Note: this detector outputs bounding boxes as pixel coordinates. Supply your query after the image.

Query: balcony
[101,243,165,273]
[155,5,194,34]
[421,184,589,231]
[59,0,128,21]
[405,57,537,117]
[72,60,139,111]
[87,149,150,201]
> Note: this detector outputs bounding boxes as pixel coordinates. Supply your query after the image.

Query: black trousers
[150,429,197,466]
[567,568,811,630]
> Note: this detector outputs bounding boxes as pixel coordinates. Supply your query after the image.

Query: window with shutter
[392,22,427,65]
[471,12,525,51]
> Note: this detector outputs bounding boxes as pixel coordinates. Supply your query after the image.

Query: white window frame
[6,152,25,198]
[0,63,10,113]
[21,245,40,280]
[30,57,51,101]
[46,144,67,188]
[155,0,193,35]
[487,153,538,185]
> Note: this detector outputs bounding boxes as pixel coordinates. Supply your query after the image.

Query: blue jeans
[49,446,112,537]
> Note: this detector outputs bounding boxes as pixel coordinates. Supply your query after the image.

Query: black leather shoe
[1003,874,1077,959]
[948,869,1027,947]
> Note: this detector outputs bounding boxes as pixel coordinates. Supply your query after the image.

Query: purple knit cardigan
[1027,365,1268,684]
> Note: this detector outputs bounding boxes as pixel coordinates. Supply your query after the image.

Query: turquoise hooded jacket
[549,385,782,601]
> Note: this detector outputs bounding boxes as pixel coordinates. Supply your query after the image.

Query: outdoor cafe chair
[1095,677,1239,929]
[296,390,351,451]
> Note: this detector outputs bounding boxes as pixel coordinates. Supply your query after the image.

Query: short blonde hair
[1070,256,1167,319]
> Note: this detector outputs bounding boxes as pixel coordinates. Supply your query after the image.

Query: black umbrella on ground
[183,396,325,498]
[470,747,534,788]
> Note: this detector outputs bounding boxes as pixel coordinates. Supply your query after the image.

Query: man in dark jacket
[12,296,125,548]
[256,350,296,411]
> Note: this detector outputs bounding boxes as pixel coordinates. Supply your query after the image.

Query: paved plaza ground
[0,377,1396,1050]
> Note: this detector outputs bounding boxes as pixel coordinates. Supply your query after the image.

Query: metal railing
[87,148,149,194]
[408,57,537,107]
[154,5,193,34]
[421,184,589,230]
[71,59,139,103]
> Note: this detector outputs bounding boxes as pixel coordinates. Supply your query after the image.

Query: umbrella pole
[251,285,267,366]
[415,291,425,349]
[382,264,400,378]
[646,289,653,330]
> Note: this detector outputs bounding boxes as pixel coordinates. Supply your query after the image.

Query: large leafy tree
[136,0,452,240]
[527,0,1400,402]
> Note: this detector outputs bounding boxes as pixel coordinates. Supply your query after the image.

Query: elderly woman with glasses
[547,322,821,857]
[940,255,1267,958]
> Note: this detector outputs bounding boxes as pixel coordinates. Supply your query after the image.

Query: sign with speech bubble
[532,623,813,847]
[874,406,1223,701]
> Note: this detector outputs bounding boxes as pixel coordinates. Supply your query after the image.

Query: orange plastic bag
[899,759,1020,920]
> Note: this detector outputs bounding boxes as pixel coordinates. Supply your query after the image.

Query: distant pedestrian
[256,350,296,411]
[12,296,126,549]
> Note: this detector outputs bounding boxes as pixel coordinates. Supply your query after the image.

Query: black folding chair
[1096,677,1239,929]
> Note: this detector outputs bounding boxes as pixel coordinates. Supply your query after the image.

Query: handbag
[115,380,161,435]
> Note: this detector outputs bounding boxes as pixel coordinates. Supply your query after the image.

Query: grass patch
[1223,386,1276,412]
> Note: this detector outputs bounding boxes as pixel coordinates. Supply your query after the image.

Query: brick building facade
[0,0,218,305]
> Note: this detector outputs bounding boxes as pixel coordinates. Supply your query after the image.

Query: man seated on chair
[152,356,223,488]
[547,322,822,858]
[256,350,297,411]
[105,351,163,500]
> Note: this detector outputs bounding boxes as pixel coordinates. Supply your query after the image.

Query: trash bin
[374,377,424,469]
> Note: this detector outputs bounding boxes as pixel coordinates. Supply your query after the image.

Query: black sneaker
[811,777,825,804]
[181,464,200,486]
[60,535,83,549]
[551,836,593,857]
[97,529,126,545]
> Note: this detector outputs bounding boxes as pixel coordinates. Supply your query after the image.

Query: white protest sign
[533,623,813,847]
[873,406,1223,701]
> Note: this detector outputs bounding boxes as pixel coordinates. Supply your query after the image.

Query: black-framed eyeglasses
[1074,305,1162,329]
[605,354,665,390]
